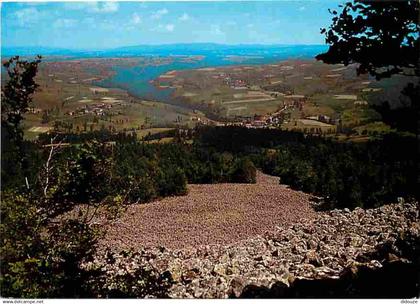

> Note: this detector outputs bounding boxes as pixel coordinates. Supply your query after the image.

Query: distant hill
[1,46,81,57]
[2,43,327,59]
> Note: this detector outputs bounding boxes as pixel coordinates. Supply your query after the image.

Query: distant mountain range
[1,43,327,58]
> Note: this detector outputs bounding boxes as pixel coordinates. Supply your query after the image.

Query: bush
[0,191,100,298]
[229,158,257,184]
[156,165,188,197]
[126,175,157,203]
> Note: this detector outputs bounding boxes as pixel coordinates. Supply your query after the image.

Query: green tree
[229,158,257,184]
[41,110,49,124]
[316,0,420,133]
[316,0,419,79]
[1,56,42,188]
[1,56,105,297]
[0,190,100,298]
[1,56,42,144]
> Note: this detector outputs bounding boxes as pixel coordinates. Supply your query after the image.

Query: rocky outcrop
[238,259,419,298]
[86,202,420,298]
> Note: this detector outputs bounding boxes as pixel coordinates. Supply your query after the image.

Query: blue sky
[1,1,344,49]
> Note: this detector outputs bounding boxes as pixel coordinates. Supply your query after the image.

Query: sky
[1,1,344,49]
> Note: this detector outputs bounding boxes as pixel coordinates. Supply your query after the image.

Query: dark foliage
[196,126,417,209]
[196,125,305,153]
[229,158,257,184]
[11,129,259,206]
[34,125,417,210]
[316,0,420,134]
[371,82,420,133]
[1,56,42,144]
[0,191,100,298]
[316,0,419,79]
[1,56,43,190]
[37,129,137,145]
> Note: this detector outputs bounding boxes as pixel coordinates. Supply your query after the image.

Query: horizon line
[2,42,327,51]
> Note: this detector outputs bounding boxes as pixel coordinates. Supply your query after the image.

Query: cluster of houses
[305,114,337,125]
[200,89,341,132]
[203,112,285,129]
[211,72,249,90]
[65,103,114,117]
[243,114,283,128]
[211,72,227,80]
[283,94,307,110]
[228,78,248,90]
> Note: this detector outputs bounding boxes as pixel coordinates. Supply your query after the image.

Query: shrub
[229,158,257,184]
[126,175,157,203]
[0,191,100,298]
[156,165,188,197]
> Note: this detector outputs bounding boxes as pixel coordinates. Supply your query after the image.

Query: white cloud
[98,20,118,30]
[17,2,48,6]
[132,13,142,24]
[97,2,119,13]
[151,8,168,20]
[63,2,94,10]
[179,13,189,21]
[53,18,77,29]
[14,8,41,27]
[165,24,175,32]
[210,24,224,36]
[152,23,175,33]
[81,17,118,30]
[63,2,119,13]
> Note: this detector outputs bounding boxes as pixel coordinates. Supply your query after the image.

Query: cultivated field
[157,59,400,136]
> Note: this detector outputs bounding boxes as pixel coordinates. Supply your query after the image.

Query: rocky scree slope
[85,202,420,298]
[100,171,316,250]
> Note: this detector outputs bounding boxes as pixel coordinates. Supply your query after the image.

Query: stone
[168,262,183,282]
[305,250,323,267]
[226,265,240,275]
[387,253,400,262]
[229,277,245,298]
[182,269,199,283]
[308,239,318,249]
[220,254,229,264]
[213,264,226,276]
[193,290,203,298]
